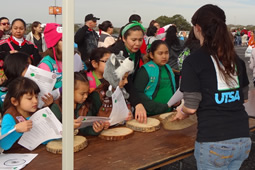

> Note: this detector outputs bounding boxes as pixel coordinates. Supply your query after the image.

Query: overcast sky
[1,0,254,27]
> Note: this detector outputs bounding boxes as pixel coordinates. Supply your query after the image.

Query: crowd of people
[231,27,254,46]
[0,3,254,169]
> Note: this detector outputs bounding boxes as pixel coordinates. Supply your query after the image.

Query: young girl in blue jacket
[1,77,40,150]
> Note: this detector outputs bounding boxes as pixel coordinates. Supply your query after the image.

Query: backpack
[178,47,190,70]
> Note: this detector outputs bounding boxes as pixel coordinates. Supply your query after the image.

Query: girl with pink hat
[38,23,63,89]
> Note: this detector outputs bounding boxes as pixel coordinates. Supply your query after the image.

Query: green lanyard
[92,71,101,87]
[125,47,135,61]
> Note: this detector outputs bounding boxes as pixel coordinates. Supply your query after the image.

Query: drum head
[99,127,134,141]
[46,135,88,154]
[126,117,160,132]
[161,112,197,130]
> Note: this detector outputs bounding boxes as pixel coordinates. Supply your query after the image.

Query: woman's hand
[135,103,147,124]
[42,93,54,107]
[15,120,33,132]
[171,107,189,121]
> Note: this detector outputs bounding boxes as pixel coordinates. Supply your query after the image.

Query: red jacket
[140,38,147,54]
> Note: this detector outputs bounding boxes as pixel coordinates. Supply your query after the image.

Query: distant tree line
[155,14,192,31]
[24,14,255,34]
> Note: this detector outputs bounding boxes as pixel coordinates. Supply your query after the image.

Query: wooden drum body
[46,136,88,154]
[126,118,160,132]
[99,127,134,141]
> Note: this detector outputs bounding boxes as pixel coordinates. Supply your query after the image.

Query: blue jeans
[194,138,251,170]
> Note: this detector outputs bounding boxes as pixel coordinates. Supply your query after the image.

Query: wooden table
[6,123,197,170]
[6,117,255,170]
[5,89,255,170]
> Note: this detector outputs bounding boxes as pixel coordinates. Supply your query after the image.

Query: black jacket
[0,36,42,67]
[108,40,142,107]
[74,25,99,61]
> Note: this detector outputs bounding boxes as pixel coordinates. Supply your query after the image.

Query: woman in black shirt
[173,4,251,170]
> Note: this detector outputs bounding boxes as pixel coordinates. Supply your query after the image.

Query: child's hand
[42,93,54,107]
[92,121,104,133]
[135,103,147,124]
[74,117,82,129]
[125,111,133,121]
[15,120,32,132]
[103,121,110,130]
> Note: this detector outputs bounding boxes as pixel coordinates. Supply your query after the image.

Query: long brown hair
[191,4,237,87]
[31,21,41,37]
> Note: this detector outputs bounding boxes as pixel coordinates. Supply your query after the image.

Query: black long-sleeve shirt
[74,25,99,62]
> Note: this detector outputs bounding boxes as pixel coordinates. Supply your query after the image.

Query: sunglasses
[1,22,10,26]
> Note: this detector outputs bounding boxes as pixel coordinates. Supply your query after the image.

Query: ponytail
[192,4,237,87]
[210,19,237,87]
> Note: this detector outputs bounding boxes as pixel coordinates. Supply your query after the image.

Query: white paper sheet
[18,107,62,151]
[24,65,57,108]
[109,86,129,126]
[78,116,110,129]
[0,153,37,170]
[167,88,183,107]
[74,53,83,72]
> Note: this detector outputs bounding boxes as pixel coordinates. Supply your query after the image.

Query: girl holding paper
[50,71,109,136]
[0,77,39,150]
[0,52,54,114]
[134,40,180,116]
[88,52,133,123]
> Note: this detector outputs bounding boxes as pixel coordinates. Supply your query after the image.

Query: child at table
[0,77,40,150]
[88,52,133,121]
[0,52,54,113]
[50,71,110,136]
[86,47,111,92]
[134,40,180,116]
